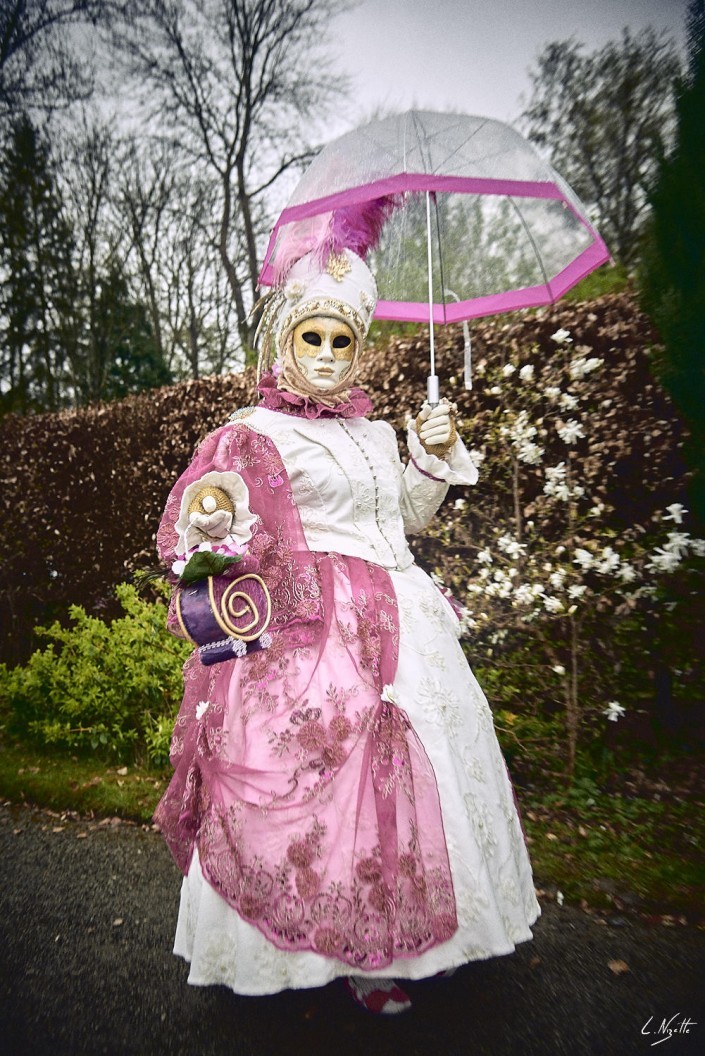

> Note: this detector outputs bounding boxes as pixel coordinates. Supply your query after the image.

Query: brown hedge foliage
[0,292,688,665]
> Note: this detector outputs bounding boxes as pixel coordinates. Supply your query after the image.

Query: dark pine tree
[98,268,172,401]
[640,0,705,523]
[0,115,80,415]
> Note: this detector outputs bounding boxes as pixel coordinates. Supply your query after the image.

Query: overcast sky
[328,0,689,134]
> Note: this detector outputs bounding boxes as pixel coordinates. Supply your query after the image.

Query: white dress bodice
[244,406,478,571]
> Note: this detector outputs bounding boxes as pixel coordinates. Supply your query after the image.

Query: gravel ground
[0,800,703,1056]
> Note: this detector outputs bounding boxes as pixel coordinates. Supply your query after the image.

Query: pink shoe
[343,976,412,1015]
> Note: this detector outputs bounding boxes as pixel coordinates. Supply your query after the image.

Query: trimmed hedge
[0,292,689,665]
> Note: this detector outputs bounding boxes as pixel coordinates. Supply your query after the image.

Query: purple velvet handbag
[174,572,272,665]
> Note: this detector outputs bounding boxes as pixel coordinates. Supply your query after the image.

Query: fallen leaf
[529,956,541,969]
[52,827,64,833]
[546,833,558,841]
[112,918,124,928]
[116,766,128,776]
[608,959,630,976]
[116,780,124,787]
[77,833,88,839]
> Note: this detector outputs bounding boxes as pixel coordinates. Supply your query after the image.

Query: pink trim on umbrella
[258,173,577,289]
[373,239,611,323]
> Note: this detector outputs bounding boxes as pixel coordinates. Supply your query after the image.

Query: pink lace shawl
[155,422,457,969]
[256,371,374,419]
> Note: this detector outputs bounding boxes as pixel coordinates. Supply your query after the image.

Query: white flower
[489,385,502,395]
[497,534,526,559]
[381,684,398,705]
[567,584,587,599]
[502,363,516,377]
[603,701,626,722]
[171,559,187,576]
[595,546,620,575]
[543,386,561,402]
[519,364,535,382]
[552,664,566,675]
[517,440,544,465]
[544,463,570,500]
[458,608,477,634]
[453,498,467,511]
[559,392,579,411]
[512,584,534,606]
[468,448,485,465]
[197,541,213,552]
[195,700,210,720]
[588,503,605,518]
[691,539,705,557]
[569,356,603,379]
[549,569,566,590]
[556,419,585,445]
[618,563,637,583]
[477,547,493,566]
[647,548,682,574]
[545,462,567,483]
[574,548,594,570]
[556,890,565,907]
[551,328,573,345]
[542,595,564,613]
[664,530,690,557]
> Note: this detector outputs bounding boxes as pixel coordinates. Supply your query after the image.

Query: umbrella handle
[427,374,440,407]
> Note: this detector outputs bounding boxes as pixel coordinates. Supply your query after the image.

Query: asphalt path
[0,801,703,1056]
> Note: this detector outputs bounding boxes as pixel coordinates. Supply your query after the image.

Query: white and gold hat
[276,248,377,349]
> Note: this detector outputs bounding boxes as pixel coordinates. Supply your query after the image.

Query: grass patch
[522,784,705,918]
[2,733,703,919]
[0,736,168,824]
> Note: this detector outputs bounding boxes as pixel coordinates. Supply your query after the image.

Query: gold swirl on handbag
[175,572,272,664]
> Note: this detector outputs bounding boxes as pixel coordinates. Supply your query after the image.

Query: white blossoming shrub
[424,315,705,777]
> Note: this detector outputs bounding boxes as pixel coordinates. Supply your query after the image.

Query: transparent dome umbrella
[259,110,610,402]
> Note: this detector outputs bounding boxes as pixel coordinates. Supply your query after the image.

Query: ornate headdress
[255,198,395,406]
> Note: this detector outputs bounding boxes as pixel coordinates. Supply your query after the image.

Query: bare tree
[521,28,681,265]
[59,115,125,400]
[114,0,349,355]
[0,0,114,120]
[115,140,241,380]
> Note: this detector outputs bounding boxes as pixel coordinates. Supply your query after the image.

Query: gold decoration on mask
[293,318,355,361]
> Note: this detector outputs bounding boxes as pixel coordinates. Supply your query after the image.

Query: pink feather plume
[272,196,397,285]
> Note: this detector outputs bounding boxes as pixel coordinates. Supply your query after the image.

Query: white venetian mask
[292,316,356,391]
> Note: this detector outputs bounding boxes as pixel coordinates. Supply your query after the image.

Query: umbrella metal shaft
[426,192,439,406]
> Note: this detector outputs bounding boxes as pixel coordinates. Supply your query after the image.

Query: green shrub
[0,582,190,763]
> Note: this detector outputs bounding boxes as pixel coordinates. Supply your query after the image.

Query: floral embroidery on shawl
[154,421,457,969]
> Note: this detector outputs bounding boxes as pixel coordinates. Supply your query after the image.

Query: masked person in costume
[154,244,540,1015]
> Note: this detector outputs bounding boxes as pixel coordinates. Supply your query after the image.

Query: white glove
[416,398,458,456]
[188,507,233,541]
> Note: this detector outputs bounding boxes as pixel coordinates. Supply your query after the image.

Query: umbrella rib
[433,194,448,325]
[430,119,491,175]
[508,196,553,299]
